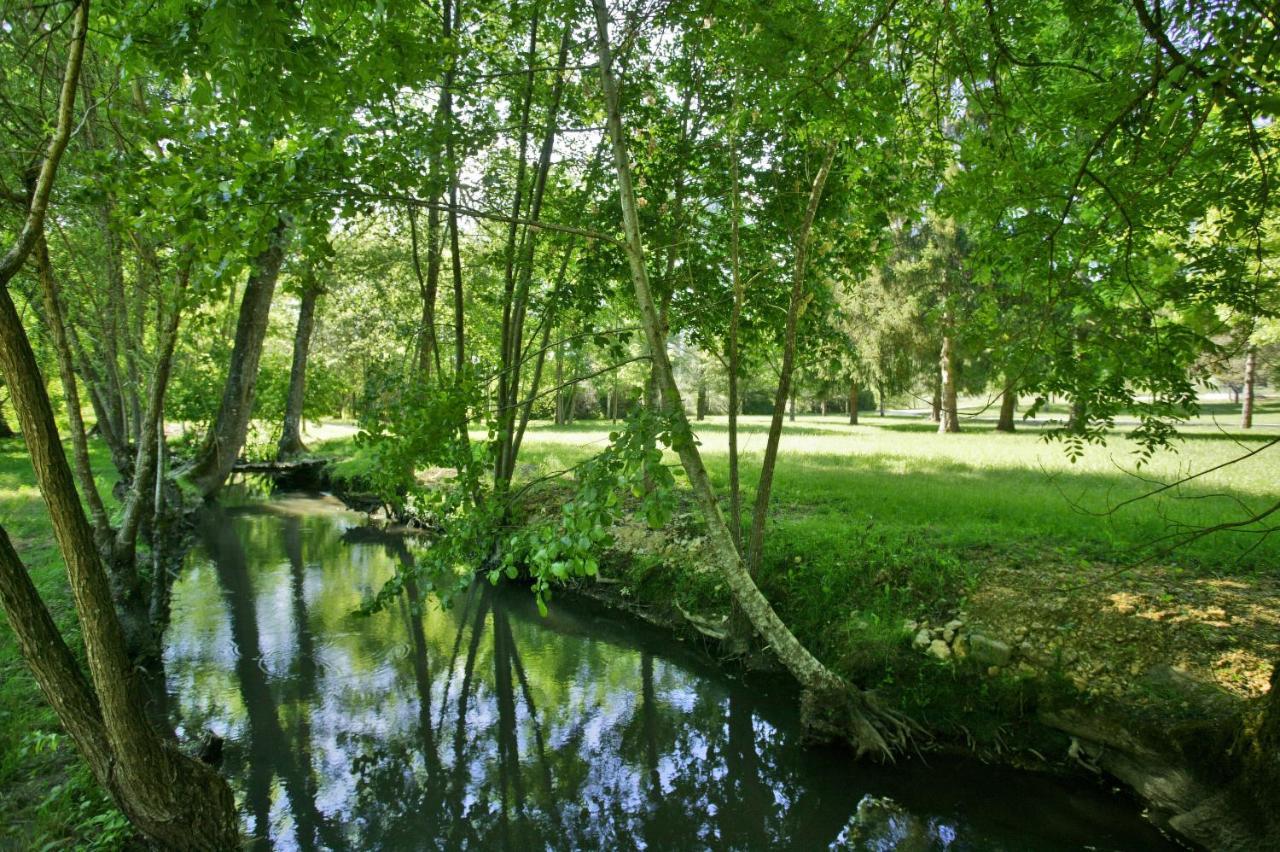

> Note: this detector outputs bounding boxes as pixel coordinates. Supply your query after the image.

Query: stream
[162,491,1182,850]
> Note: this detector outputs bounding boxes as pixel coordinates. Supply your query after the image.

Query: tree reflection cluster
[162,497,1176,851]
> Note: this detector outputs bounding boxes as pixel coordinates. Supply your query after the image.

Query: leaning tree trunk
[849,380,859,425]
[1242,346,1256,430]
[996,378,1017,433]
[592,0,910,759]
[278,282,319,459]
[183,218,288,497]
[938,331,960,434]
[0,6,240,842]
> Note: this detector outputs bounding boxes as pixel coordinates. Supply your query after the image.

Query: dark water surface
[164,492,1182,851]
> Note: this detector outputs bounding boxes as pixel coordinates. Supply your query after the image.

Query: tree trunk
[1242,346,1256,429]
[744,146,836,578]
[727,124,744,551]
[938,331,960,433]
[696,382,708,421]
[593,1,913,757]
[0,526,115,793]
[996,378,1016,433]
[278,282,319,459]
[409,207,441,379]
[930,379,941,422]
[0,396,13,437]
[849,380,859,425]
[1068,397,1088,433]
[554,341,566,425]
[182,218,288,497]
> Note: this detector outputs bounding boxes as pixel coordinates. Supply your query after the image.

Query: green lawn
[515,412,1280,571]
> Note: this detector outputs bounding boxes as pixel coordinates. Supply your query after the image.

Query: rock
[945,619,963,632]
[942,628,956,643]
[932,627,945,639]
[968,634,1012,667]
[903,619,919,634]
[927,639,952,661]
[1016,662,1038,678]
[913,628,931,650]
[953,634,969,659]
[987,665,1001,677]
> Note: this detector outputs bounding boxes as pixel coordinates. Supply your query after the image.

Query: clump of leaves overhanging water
[354,377,692,617]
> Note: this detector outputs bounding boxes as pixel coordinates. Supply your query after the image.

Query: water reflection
[165,493,1179,851]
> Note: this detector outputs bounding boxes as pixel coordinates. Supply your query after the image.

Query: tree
[0,3,239,844]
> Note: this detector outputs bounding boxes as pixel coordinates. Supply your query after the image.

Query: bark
[745,146,837,579]
[788,386,797,422]
[510,246,573,464]
[1242,345,1256,429]
[727,125,744,550]
[33,234,112,542]
[115,263,187,557]
[182,218,288,497]
[930,379,941,422]
[277,281,319,459]
[1068,397,1088,433]
[593,0,911,758]
[554,342,566,425]
[938,330,960,433]
[2,266,240,850]
[0,526,114,789]
[0,395,13,437]
[996,379,1017,432]
[696,382,708,421]
[849,380,859,425]
[409,206,442,379]
[445,0,465,381]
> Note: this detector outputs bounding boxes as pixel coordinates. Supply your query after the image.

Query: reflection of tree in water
[175,508,863,850]
[172,504,1159,851]
[199,508,343,850]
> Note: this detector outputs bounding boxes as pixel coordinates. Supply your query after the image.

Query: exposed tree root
[800,679,926,761]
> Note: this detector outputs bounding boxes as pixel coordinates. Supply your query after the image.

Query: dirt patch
[963,552,1279,719]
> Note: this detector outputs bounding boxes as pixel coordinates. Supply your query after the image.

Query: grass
[516,412,1280,570]
[0,439,131,850]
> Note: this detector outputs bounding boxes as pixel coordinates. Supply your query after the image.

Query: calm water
[163,492,1182,851]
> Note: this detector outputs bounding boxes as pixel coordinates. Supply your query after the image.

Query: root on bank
[800,680,924,761]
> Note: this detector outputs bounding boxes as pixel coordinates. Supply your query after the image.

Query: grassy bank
[0,439,130,850]
[508,413,1280,750]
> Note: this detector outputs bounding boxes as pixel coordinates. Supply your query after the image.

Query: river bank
[548,493,1279,851]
